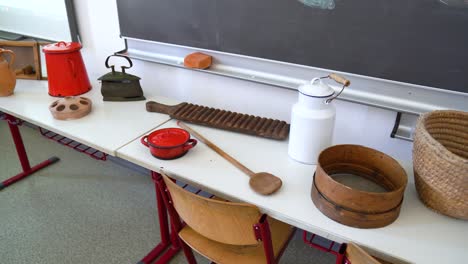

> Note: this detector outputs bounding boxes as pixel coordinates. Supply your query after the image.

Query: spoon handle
[178,121,255,177]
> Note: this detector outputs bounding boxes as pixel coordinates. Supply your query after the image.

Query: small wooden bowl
[49,96,92,120]
[312,144,407,228]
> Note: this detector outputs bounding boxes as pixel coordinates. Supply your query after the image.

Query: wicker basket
[413,110,468,219]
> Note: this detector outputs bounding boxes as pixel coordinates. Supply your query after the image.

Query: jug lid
[43,41,82,54]
[299,78,335,98]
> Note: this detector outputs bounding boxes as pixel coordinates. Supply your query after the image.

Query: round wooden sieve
[312,144,407,228]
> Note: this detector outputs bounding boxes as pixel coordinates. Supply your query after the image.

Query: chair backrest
[162,174,262,245]
[345,243,382,264]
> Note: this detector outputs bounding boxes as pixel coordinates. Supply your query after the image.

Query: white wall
[74,0,412,162]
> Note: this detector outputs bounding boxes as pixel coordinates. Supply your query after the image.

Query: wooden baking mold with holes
[49,96,92,120]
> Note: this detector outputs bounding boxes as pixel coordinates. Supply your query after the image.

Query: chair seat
[179,216,295,264]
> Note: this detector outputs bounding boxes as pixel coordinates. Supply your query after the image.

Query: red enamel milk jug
[43,41,91,97]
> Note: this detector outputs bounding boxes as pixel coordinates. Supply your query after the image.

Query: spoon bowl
[249,172,282,195]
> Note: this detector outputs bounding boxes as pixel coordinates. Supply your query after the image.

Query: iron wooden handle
[329,73,350,87]
[177,121,255,177]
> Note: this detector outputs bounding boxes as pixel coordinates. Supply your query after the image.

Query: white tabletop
[0,80,175,155]
[117,120,468,264]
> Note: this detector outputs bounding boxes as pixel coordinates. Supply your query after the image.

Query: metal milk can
[288,73,350,164]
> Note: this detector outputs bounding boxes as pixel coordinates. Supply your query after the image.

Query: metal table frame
[0,114,59,191]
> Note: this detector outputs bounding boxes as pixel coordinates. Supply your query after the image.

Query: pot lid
[98,71,141,82]
[148,128,190,147]
[43,41,82,54]
[299,78,335,98]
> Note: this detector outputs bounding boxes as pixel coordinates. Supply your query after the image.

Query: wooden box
[0,40,42,80]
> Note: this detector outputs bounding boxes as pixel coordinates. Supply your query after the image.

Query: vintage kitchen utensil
[0,48,16,97]
[312,144,407,228]
[146,101,289,140]
[43,42,91,97]
[98,55,145,101]
[413,110,468,220]
[141,128,197,160]
[288,73,350,164]
[49,96,92,120]
[178,121,282,195]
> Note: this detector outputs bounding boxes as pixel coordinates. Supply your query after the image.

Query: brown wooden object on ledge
[0,40,41,80]
[146,101,290,140]
[184,52,212,69]
[312,144,408,228]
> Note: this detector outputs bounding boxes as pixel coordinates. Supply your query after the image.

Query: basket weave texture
[413,110,468,219]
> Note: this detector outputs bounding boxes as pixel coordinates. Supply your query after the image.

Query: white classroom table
[1,80,467,264]
[117,120,468,264]
[0,80,174,156]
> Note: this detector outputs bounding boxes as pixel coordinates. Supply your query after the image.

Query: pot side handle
[183,139,198,151]
[140,135,149,147]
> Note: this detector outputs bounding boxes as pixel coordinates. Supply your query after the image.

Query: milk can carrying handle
[105,54,133,74]
[325,73,350,104]
[329,73,350,87]
[0,48,16,68]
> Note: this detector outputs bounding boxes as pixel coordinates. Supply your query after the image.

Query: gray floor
[0,121,334,264]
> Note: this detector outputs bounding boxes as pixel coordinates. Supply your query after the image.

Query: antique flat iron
[98,55,145,101]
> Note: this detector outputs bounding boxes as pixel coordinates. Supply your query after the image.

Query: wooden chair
[158,173,296,264]
[344,243,389,264]
[303,231,393,264]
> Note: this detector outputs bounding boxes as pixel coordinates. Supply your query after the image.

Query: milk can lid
[43,41,82,54]
[299,78,335,98]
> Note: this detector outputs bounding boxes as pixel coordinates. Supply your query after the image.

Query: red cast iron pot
[141,128,197,160]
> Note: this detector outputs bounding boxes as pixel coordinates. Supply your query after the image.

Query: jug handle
[0,49,16,69]
[68,58,77,78]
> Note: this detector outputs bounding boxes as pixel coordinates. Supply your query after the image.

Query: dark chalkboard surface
[117,0,468,93]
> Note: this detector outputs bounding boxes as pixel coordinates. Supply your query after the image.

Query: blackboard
[117,0,468,93]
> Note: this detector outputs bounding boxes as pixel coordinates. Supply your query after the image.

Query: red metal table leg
[0,114,60,191]
[137,171,180,264]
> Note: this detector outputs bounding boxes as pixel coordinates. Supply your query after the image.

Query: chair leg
[158,175,197,264]
[180,239,197,264]
[255,215,276,264]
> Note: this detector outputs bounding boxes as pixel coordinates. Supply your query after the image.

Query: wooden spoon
[178,121,282,195]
